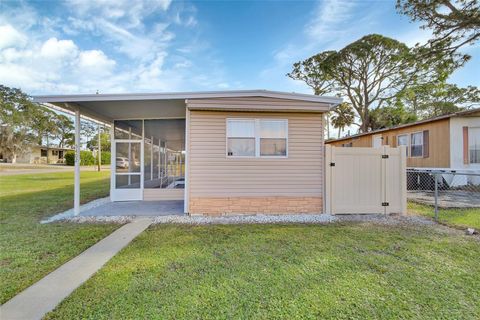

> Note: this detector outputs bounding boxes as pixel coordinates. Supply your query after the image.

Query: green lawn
[45,223,480,319]
[0,171,119,303]
[408,202,480,229]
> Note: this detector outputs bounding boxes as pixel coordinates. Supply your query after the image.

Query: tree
[330,103,356,138]
[397,0,480,54]
[81,121,96,146]
[369,105,418,130]
[54,114,74,148]
[0,86,39,163]
[86,130,111,152]
[288,51,337,95]
[289,34,460,132]
[399,82,480,118]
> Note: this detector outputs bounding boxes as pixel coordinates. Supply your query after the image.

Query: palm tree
[331,103,355,138]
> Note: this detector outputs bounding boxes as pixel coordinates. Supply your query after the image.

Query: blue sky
[0,0,478,96]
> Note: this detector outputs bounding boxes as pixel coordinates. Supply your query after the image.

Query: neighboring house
[1,145,72,164]
[15,146,72,164]
[34,90,341,216]
[326,108,480,171]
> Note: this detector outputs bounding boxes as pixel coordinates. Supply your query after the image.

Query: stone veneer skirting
[189,196,323,216]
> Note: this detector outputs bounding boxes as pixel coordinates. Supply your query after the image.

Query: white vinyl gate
[325,145,407,214]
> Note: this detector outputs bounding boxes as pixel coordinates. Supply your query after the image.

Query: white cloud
[0,25,28,49]
[78,50,116,74]
[257,0,398,93]
[66,0,172,27]
[0,0,231,94]
[40,38,78,59]
[306,0,357,38]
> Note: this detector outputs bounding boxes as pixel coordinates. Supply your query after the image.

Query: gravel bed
[40,197,111,224]
[150,213,436,226]
[45,211,437,226]
[152,214,335,225]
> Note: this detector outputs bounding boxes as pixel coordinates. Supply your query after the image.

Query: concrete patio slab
[42,199,185,223]
[79,200,184,216]
[0,218,152,320]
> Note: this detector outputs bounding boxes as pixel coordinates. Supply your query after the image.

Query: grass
[408,201,480,229]
[0,171,120,303]
[45,223,480,319]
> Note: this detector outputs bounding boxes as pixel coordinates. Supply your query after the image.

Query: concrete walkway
[0,218,152,320]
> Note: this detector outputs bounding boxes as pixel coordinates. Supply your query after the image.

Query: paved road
[0,165,110,176]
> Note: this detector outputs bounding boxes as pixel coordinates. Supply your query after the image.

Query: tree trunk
[11,153,17,164]
[360,114,370,133]
[46,135,50,164]
[97,125,101,172]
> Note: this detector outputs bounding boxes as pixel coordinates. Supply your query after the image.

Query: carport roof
[33,89,342,123]
[33,89,341,104]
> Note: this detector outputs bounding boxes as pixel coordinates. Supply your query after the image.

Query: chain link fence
[407,169,480,221]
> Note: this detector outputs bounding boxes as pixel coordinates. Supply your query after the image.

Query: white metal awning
[33,89,342,123]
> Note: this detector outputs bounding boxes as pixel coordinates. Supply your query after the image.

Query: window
[227,119,255,156]
[469,127,480,164]
[341,142,353,147]
[259,120,287,156]
[410,132,423,157]
[397,134,408,156]
[227,119,288,157]
[40,149,47,157]
[52,150,59,156]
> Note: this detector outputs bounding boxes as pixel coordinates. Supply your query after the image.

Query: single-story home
[1,145,72,164]
[34,90,342,216]
[326,108,480,170]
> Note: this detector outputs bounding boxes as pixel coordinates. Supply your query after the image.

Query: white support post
[97,124,101,172]
[184,107,190,214]
[110,125,115,201]
[74,109,81,216]
[128,127,131,185]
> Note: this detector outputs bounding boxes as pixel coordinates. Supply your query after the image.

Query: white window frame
[469,127,480,164]
[226,118,288,158]
[396,134,409,157]
[410,131,424,158]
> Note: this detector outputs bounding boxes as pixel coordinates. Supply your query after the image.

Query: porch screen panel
[115,142,141,173]
[114,120,142,140]
[116,175,141,189]
[143,119,185,189]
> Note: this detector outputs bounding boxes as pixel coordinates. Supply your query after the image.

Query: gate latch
[330,162,335,167]
[382,202,389,206]
[382,155,389,159]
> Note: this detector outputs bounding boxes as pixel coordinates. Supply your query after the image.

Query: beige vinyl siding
[188,110,324,197]
[187,97,330,112]
[143,189,184,201]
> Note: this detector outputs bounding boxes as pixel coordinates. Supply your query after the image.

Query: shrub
[95,151,111,165]
[64,150,96,166]
[65,151,74,166]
